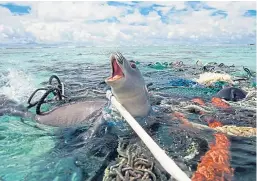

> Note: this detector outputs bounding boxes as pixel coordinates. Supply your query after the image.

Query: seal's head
[105,52,151,117]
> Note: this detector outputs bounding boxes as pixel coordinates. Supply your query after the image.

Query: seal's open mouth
[107,56,124,81]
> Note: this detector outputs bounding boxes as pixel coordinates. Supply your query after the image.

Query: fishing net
[104,61,256,181]
[36,61,257,181]
[1,59,256,181]
[103,138,182,181]
[138,61,256,181]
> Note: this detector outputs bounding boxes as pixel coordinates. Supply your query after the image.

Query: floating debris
[196,72,233,86]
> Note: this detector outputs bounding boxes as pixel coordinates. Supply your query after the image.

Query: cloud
[0,1,256,45]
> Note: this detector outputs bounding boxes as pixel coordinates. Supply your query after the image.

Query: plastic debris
[196,72,233,86]
[168,78,202,87]
[148,62,168,70]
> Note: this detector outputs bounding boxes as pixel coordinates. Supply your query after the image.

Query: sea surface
[0,45,256,181]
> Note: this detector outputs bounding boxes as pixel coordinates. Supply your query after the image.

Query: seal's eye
[129,61,136,69]
[131,63,136,69]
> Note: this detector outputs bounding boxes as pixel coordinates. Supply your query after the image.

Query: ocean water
[0,45,256,181]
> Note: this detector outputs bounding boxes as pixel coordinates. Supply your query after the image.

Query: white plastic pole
[106,90,191,181]
[61,83,65,96]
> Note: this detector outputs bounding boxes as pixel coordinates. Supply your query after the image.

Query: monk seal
[105,52,151,117]
[32,52,151,140]
[214,87,247,101]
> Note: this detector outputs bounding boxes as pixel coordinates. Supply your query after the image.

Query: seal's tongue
[108,58,123,81]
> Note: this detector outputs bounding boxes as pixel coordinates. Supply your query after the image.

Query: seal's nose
[114,52,124,64]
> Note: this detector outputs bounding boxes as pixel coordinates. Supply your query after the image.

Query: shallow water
[0,45,256,181]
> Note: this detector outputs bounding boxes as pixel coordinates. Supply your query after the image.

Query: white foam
[0,69,43,103]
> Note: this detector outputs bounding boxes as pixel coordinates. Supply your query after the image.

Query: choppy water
[0,45,256,181]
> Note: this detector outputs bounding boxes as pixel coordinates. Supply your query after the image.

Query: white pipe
[61,83,65,96]
[106,90,191,181]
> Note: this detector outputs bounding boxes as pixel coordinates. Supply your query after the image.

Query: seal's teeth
[108,75,123,81]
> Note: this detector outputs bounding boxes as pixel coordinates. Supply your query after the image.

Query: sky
[0,1,256,46]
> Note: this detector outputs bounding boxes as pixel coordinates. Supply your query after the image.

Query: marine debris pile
[136,60,256,180]
[31,59,256,181]
[86,59,256,181]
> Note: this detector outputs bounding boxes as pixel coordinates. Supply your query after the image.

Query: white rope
[183,105,213,113]
[106,90,191,181]
[244,90,256,101]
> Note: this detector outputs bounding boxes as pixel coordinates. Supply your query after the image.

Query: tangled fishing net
[32,61,255,181]
[103,140,170,181]
[169,97,256,137]
[196,72,233,86]
[101,61,256,181]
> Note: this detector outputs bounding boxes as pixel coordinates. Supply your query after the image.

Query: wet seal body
[34,52,151,133]
[35,100,107,127]
[214,87,247,102]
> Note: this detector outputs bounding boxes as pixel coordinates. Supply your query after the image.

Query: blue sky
[0,1,256,45]
[0,3,31,15]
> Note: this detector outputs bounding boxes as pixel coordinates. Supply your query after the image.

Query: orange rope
[192,97,230,109]
[211,97,230,109]
[192,98,206,106]
[192,120,234,181]
[173,111,192,126]
[173,98,234,181]
[208,119,223,128]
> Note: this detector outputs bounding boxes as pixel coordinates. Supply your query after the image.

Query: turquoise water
[0,45,255,97]
[0,45,256,181]
[0,45,256,70]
